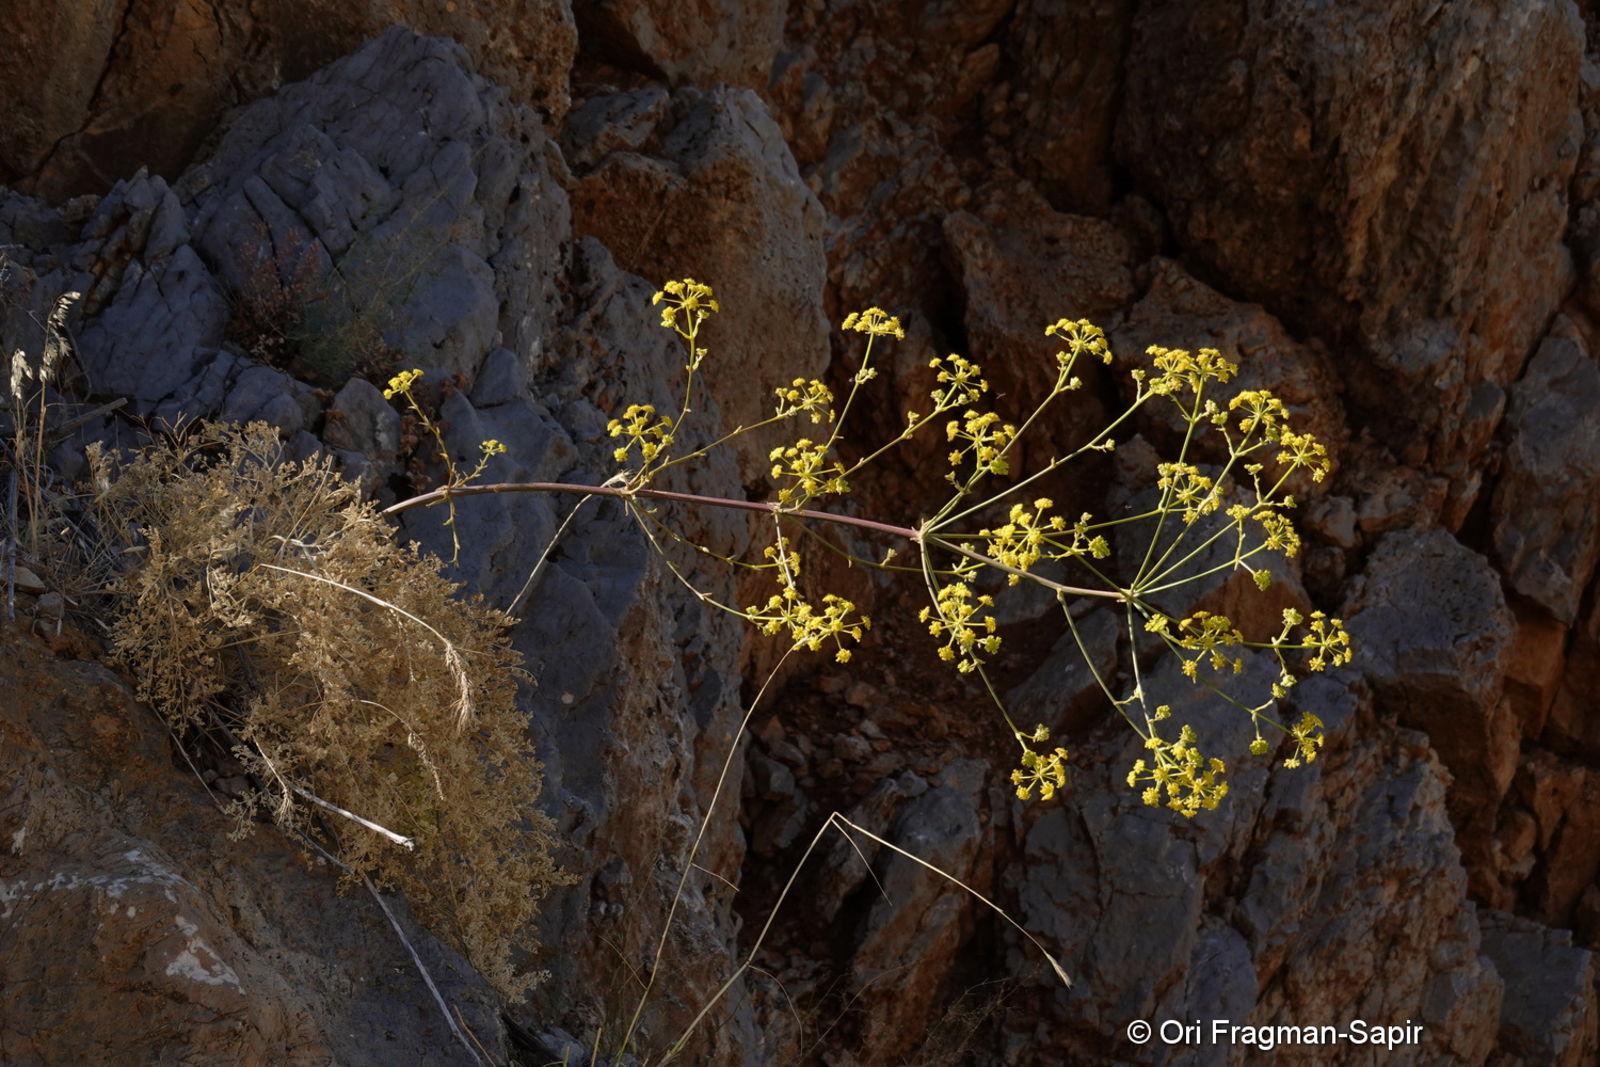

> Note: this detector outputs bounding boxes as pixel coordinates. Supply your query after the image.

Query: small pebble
[36,592,65,620]
[9,566,46,595]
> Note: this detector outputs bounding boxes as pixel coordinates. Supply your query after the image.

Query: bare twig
[290,783,416,850]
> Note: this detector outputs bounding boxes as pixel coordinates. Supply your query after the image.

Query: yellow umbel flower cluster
[1012,740,1071,801]
[928,352,990,409]
[982,498,1066,583]
[379,367,509,561]
[1173,610,1246,679]
[842,307,906,339]
[1283,711,1326,768]
[608,403,676,465]
[1300,611,1353,670]
[1127,721,1230,817]
[773,377,835,423]
[1142,345,1239,398]
[769,438,848,504]
[745,540,868,662]
[382,367,425,400]
[919,580,1000,673]
[1156,462,1223,525]
[652,278,719,344]
[945,409,1016,483]
[1226,390,1333,482]
[1046,317,1112,364]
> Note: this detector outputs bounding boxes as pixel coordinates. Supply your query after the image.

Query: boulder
[1478,909,1598,1067]
[1491,332,1600,625]
[575,0,785,87]
[1346,528,1518,820]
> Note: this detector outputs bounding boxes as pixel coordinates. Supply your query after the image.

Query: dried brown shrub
[93,420,564,997]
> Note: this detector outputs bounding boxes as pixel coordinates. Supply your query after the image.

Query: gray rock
[1479,909,1598,1066]
[34,591,65,619]
[1006,605,1119,737]
[560,89,672,171]
[1150,920,1256,1067]
[78,169,188,263]
[469,346,524,408]
[795,772,931,934]
[74,245,229,406]
[847,759,989,1062]
[1347,528,1518,815]
[1109,436,1312,640]
[151,349,242,425]
[1491,332,1600,624]
[183,26,570,392]
[219,364,320,436]
[0,187,70,252]
[749,752,796,800]
[322,377,402,496]
[322,377,400,462]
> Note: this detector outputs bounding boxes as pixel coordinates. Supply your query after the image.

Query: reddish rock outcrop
[0,0,576,200]
[1117,0,1582,478]
[0,625,506,1064]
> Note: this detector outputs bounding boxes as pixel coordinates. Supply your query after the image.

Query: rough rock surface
[1491,328,1600,624]
[576,0,785,88]
[0,626,506,1065]
[4,5,1600,1066]
[8,28,765,1066]
[561,83,831,479]
[1017,670,1506,1066]
[0,0,577,200]
[1118,0,1583,477]
[1347,529,1519,830]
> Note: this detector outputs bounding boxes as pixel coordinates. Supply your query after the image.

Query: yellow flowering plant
[383,279,1353,820]
[367,277,1358,1061]
[382,367,506,563]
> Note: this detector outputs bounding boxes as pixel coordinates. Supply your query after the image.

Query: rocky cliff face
[2,2,1599,1064]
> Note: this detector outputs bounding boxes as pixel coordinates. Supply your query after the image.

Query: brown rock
[998,0,1133,212]
[848,760,987,1067]
[562,85,830,482]
[1117,0,1582,468]
[943,181,1136,459]
[1545,587,1600,759]
[576,0,784,87]
[1350,460,1450,536]
[1505,601,1569,740]
[1515,750,1600,930]
[0,0,577,200]
[0,627,507,1064]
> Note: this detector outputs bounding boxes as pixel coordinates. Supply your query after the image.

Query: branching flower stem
[384,482,1127,602]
